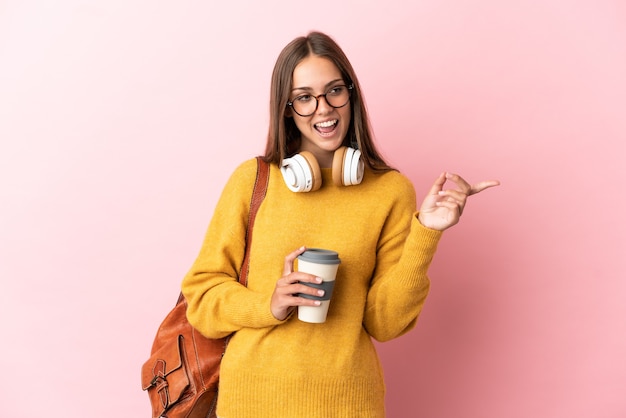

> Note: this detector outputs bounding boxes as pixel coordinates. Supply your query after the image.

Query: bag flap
[141,334,187,391]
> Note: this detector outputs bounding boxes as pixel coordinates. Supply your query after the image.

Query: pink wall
[1,1,624,417]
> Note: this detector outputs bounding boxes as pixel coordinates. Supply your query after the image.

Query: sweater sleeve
[181,159,284,339]
[363,175,443,342]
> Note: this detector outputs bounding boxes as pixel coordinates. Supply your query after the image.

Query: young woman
[182,31,499,417]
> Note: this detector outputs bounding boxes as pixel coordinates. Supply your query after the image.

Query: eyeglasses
[287,84,353,117]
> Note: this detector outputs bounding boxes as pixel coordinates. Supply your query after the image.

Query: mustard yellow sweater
[182,158,442,418]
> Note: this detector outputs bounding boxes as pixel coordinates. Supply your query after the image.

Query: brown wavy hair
[263,31,394,172]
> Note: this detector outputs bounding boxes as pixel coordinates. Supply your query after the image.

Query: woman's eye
[295,95,312,102]
[328,86,344,96]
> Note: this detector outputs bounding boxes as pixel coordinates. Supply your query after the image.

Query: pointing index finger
[469,180,501,196]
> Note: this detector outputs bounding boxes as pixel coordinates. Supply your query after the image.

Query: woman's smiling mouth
[314,119,338,135]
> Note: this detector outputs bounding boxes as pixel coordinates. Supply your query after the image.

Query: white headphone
[280,146,364,192]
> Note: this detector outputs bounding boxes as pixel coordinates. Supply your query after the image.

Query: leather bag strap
[239,157,270,286]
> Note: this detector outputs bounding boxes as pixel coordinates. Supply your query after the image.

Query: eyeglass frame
[287,84,354,117]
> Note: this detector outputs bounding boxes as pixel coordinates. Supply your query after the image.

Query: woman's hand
[270,246,327,321]
[418,172,500,231]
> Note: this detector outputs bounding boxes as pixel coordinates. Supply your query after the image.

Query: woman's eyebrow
[291,78,344,92]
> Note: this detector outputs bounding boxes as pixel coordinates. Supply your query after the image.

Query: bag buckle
[148,359,172,409]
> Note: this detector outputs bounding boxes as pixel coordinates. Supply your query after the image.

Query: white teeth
[315,120,337,128]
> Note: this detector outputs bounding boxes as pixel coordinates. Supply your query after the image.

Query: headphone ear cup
[332,146,364,186]
[299,151,322,191]
[331,147,348,186]
[280,151,322,192]
[346,148,364,186]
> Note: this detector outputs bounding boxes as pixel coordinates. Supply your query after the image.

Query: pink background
[1,1,625,417]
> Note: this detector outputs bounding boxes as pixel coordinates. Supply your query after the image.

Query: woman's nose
[316,95,333,114]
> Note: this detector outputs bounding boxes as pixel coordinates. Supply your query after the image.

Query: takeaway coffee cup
[296,248,341,323]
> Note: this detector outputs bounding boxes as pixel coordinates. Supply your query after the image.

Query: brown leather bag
[141,157,270,418]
